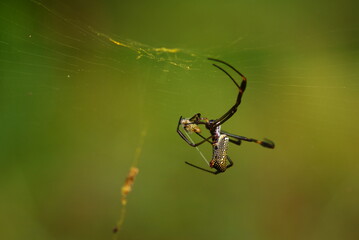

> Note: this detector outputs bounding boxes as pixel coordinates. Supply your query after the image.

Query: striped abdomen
[210,134,230,172]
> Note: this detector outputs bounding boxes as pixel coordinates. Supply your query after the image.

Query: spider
[177,58,275,175]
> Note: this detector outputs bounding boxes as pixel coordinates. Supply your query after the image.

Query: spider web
[1,1,359,240]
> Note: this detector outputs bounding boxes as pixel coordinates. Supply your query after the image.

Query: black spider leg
[207,58,247,127]
[185,155,233,175]
[185,161,220,174]
[194,132,214,144]
[176,116,213,147]
[226,155,234,168]
[221,130,275,149]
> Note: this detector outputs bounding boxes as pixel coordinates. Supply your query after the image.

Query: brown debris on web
[113,167,139,236]
[88,27,195,70]
[113,129,147,239]
[120,167,139,206]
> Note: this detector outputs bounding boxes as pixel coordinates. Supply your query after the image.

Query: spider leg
[194,132,214,144]
[185,155,233,175]
[185,161,220,175]
[176,116,213,147]
[207,58,247,127]
[222,130,275,149]
[226,155,234,168]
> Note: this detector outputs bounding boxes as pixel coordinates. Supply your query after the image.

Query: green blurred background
[1,0,358,239]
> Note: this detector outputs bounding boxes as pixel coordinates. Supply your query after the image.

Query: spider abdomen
[210,134,230,172]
